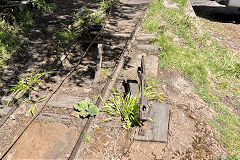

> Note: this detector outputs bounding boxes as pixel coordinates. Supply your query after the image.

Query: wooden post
[92,44,103,85]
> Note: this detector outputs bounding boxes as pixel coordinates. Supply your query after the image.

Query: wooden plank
[47,95,83,109]
[134,103,170,142]
[92,44,103,85]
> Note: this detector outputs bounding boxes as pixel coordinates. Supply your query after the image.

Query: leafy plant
[103,90,141,129]
[32,0,53,13]
[29,106,35,116]
[7,70,53,105]
[74,98,99,118]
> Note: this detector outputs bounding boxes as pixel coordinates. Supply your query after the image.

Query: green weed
[0,20,21,69]
[100,68,111,80]
[32,0,53,13]
[103,89,141,129]
[83,132,91,143]
[58,29,77,45]
[24,95,46,116]
[7,70,53,105]
[144,76,164,102]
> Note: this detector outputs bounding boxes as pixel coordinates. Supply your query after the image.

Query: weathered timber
[47,95,82,108]
[135,34,157,42]
[134,103,170,142]
[0,105,12,116]
[146,55,159,77]
[137,44,160,51]
[92,44,103,85]
[139,56,150,121]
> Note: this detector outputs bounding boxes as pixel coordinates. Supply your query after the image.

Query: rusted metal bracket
[124,55,169,142]
[138,56,150,121]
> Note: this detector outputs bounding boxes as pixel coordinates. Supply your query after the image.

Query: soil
[5,122,79,160]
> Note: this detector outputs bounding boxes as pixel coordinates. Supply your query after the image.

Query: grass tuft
[103,89,141,129]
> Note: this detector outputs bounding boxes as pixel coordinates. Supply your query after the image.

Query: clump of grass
[144,0,240,157]
[103,89,141,129]
[58,29,78,47]
[7,70,53,105]
[32,0,53,13]
[144,75,164,102]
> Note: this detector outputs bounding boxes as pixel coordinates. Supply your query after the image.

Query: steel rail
[0,25,103,160]
[0,3,114,159]
[68,3,150,160]
[1,1,150,159]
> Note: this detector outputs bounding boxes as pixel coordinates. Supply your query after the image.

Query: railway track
[0,0,150,159]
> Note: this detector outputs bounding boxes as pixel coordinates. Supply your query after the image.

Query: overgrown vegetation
[143,0,240,157]
[24,95,46,116]
[7,70,53,105]
[144,75,164,102]
[0,0,53,70]
[57,0,117,51]
[103,89,141,129]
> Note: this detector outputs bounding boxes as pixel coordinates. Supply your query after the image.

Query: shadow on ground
[192,5,240,23]
[0,0,99,96]
[0,0,145,96]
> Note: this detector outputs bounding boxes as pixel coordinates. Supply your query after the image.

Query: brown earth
[5,122,79,160]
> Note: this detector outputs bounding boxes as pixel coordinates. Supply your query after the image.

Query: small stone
[0,105,12,115]
[58,15,67,20]
[46,25,55,32]
[1,96,12,105]
[70,111,79,118]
